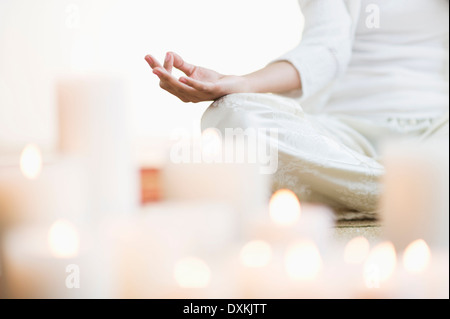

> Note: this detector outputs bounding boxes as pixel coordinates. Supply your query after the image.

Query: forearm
[238,61,302,95]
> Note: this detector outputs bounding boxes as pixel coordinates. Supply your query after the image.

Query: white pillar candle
[379,140,449,251]
[3,220,108,298]
[0,149,88,226]
[102,201,238,299]
[391,240,449,299]
[57,75,139,220]
[249,189,335,255]
[162,129,272,236]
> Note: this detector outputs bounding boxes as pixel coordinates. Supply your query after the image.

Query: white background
[0,0,303,153]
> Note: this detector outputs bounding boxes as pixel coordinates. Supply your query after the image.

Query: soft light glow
[344,236,371,264]
[20,144,43,179]
[174,257,211,289]
[240,240,273,268]
[363,242,397,287]
[285,240,322,281]
[48,220,80,258]
[269,189,301,226]
[403,239,431,275]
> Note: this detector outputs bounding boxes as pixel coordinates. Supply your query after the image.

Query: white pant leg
[201,93,384,215]
[419,112,449,142]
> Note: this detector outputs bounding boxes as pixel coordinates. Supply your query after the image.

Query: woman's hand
[145,52,246,103]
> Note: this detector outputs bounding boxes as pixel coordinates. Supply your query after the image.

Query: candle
[354,241,397,298]
[2,219,106,298]
[282,239,326,299]
[57,75,139,220]
[379,140,449,252]
[392,239,449,299]
[343,236,371,265]
[161,129,271,236]
[249,189,334,255]
[235,240,287,299]
[103,201,239,298]
[322,236,371,299]
[0,146,88,226]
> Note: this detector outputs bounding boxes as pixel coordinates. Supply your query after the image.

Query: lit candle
[170,256,212,299]
[324,236,371,299]
[393,239,448,299]
[285,240,322,281]
[3,219,105,298]
[104,201,239,298]
[236,239,284,298]
[0,145,88,226]
[355,241,397,298]
[344,236,371,265]
[250,189,334,253]
[269,189,301,227]
[249,189,301,244]
[380,140,449,252]
[283,239,326,298]
[161,128,271,236]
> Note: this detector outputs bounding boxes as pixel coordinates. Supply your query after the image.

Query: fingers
[145,54,163,69]
[171,52,196,76]
[179,76,214,92]
[153,67,199,100]
[163,52,174,73]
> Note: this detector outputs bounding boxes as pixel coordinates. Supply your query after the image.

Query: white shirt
[275,0,449,119]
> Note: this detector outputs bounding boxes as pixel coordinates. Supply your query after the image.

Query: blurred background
[0,0,448,300]
[0,0,303,154]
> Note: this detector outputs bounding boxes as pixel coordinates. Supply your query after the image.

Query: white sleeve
[272,0,356,100]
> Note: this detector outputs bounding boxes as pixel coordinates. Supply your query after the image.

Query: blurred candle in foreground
[285,240,322,281]
[391,239,436,298]
[402,239,431,275]
[380,140,449,251]
[170,256,213,299]
[0,152,88,226]
[3,220,104,298]
[240,240,272,268]
[269,189,301,227]
[283,239,326,299]
[19,144,42,180]
[363,241,397,289]
[174,257,211,289]
[344,236,371,265]
[48,220,80,259]
[58,75,139,221]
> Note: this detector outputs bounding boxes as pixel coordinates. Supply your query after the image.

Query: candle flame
[269,189,301,227]
[285,240,322,281]
[20,144,43,179]
[174,257,211,289]
[240,240,272,268]
[344,236,371,264]
[363,241,397,288]
[403,239,431,275]
[48,220,80,258]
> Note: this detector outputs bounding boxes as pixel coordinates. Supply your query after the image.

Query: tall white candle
[379,140,449,251]
[0,148,88,226]
[57,75,139,220]
[162,127,272,235]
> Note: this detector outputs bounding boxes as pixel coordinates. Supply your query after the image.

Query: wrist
[229,75,252,94]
